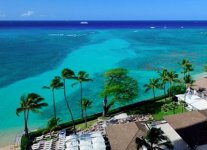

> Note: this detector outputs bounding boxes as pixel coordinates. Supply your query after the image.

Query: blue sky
[0,0,207,20]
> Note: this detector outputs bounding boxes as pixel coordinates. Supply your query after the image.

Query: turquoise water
[0,28,207,145]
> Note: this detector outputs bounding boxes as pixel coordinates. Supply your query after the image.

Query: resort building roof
[164,110,207,149]
[176,94,207,110]
[105,122,146,150]
[193,76,207,91]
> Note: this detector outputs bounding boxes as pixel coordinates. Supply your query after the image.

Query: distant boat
[80,21,88,25]
[150,26,155,29]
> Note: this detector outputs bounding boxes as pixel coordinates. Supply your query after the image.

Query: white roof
[114,113,128,120]
[66,134,78,141]
[93,143,106,149]
[80,145,93,150]
[92,137,105,143]
[90,132,102,138]
[176,94,207,110]
[66,140,79,148]
[65,146,79,150]
[79,139,92,146]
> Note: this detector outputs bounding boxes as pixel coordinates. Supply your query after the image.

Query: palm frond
[42,86,50,89]
[16,107,25,116]
[71,82,79,87]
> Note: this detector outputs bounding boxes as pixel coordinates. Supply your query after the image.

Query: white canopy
[80,145,93,150]
[66,134,78,141]
[90,132,102,138]
[66,140,79,148]
[65,146,79,150]
[79,139,92,146]
[114,113,128,120]
[92,137,105,143]
[176,94,207,110]
[93,143,106,150]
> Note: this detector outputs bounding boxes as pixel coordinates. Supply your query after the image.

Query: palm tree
[144,78,160,100]
[179,59,193,78]
[43,76,63,119]
[136,127,173,150]
[72,71,92,118]
[166,71,179,97]
[158,69,168,100]
[81,98,92,128]
[16,93,48,138]
[46,117,61,136]
[61,68,76,132]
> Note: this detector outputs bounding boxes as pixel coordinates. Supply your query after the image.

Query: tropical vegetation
[18,58,201,149]
[61,68,76,132]
[43,76,63,120]
[136,127,173,150]
[16,93,48,138]
[81,98,93,128]
[72,71,93,118]
[100,68,138,116]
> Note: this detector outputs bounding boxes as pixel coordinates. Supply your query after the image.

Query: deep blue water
[1,21,207,29]
[1,21,207,146]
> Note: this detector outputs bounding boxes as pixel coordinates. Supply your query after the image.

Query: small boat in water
[80,21,88,24]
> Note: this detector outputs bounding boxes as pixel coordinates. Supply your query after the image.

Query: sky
[0,0,207,20]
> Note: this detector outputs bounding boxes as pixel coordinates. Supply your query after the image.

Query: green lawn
[126,98,187,121]
[75,119,97,130]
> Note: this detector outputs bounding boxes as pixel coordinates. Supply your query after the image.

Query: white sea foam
[48,33,64,36]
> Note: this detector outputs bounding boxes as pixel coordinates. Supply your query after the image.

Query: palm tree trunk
[103,95,107,116]
[80,82,83,118]
[85,108,87,128]
[153,88,156,100]
[24,111,29,138]
[163,85,167,101]
[63,79,76,133]
[52,89,56,119]
[169,82,172,97]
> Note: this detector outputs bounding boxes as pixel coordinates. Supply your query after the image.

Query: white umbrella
[92,137,105,143]
[80,145,93,150]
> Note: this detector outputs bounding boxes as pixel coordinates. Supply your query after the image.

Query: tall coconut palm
[179,59,193,78]
[61,68,76,132]
[16,93,48,138]
[72,71,92,118]
[158,69,168,100]
[136,127,173,150]
[43,76,63,120]
[144,78,160,100]
[81,98,92,128]
[183,74,195,88]
[166,71,179,97]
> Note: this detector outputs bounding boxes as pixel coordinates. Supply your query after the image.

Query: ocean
[0,21,207,146]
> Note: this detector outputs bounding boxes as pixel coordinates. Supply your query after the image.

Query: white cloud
[21,10,34,17]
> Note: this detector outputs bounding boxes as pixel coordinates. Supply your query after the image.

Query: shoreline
[193,72,207,79]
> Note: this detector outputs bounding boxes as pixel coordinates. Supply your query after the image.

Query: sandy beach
[0,145,12,150]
